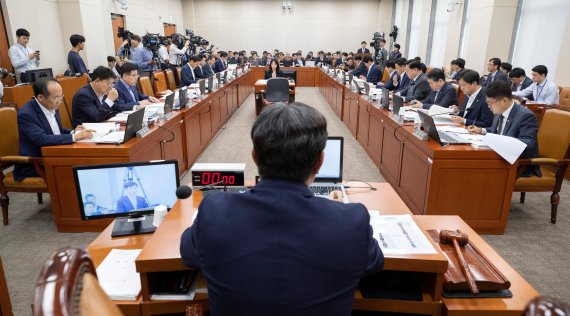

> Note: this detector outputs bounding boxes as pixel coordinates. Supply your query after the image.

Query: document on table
[107,113,129,123]
[437,125,469,134]
[484,133,527,164]
[76,123,119,142]
[428,105,454,116]
[96,249,142,301]
[368,214,437,255]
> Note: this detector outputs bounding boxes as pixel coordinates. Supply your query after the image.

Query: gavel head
[440,230,469,246]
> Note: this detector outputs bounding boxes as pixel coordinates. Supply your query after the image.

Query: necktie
[490,73,495,83]
[463,96,470,118]
[434,91,439,103]
[496,114,505,135]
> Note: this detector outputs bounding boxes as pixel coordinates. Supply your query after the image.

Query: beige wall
[1,0,184,74]
[182,0,391,54]
[416,0,432,59]
[555,6,570,87]
[443,1,464,67]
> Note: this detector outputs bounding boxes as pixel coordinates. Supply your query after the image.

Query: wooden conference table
[86,182,538,316]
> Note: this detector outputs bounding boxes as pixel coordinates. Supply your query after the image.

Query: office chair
[33,247,123,316]
[514,108,570,223]
[260,78,290,114]
[138,76,154,98]
[0,107,49,225]
[560,87,570,107]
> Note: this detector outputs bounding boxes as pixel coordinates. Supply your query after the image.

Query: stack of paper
[437,125,469,134]
[96,249,142,301]
[428,105,454,116]
[484,133,527,164]
[369,214,436,255]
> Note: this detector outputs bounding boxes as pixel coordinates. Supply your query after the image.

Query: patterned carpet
[0,88,567,315]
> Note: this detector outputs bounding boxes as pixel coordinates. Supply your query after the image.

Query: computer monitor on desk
[21,68,53,83]
[73,160,180,237]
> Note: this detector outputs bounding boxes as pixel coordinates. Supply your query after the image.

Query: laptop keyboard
[438,132,467,144]
[309,185,344,196]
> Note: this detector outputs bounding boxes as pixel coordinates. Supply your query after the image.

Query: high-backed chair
[0,257,13,316]
[380,68,390,83]
[138,76,154,97]
[152,71,168,96]
[33,247,123,316]
[0,107,48,225]
[165,69,177,91]
[259,78,290,115]
[524,296,570,315]
[176,68,182,86]
[559,87,570,107]
[514,109,570,223]
[58,99,73,130]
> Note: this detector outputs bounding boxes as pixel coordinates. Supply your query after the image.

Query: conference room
[1,0,570,315]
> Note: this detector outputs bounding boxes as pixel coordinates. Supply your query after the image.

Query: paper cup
[152,205,168,227]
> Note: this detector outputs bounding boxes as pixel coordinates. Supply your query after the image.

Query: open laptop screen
[314,137,343,182]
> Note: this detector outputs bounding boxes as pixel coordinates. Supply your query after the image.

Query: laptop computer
[198,79,206,95]
[95,108,145,144]
[177,86,189,109]
[417,110,470,146]
[308,136,349,203]
[392,94,404,113]
[163,93,175,119]
[380,87,390,110]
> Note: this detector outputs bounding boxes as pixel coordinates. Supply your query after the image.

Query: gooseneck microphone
[176,185,193,199]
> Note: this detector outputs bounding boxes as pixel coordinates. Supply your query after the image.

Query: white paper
[428,105,454,116]
[82,123,117,135]
[150,275,199,301]
[437,125,469,134]
[255,79,268,85]
[483,133,527,164]
[96,249,142,300]
[431,114,454,124]
[107,113,129,123]
[369,215,437,255]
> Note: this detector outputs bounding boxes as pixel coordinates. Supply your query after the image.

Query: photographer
[169,36,190,69]
[158,39,170,68]
[128,35,155,77]
[377,38,388,71]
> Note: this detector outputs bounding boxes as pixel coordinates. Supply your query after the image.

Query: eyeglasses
[486,98,504,106]
[53,95,65,102]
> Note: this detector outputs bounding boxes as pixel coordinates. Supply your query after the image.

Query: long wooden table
[86,182,538,316]
[318,70,518,234]
[40,72,254,232]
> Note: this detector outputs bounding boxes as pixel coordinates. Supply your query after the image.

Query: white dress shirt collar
[36,98,61,135]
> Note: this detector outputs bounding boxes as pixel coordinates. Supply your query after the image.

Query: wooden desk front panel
[343,89,359,137]
[294,67,316,86]
[2,85,33,109]
[357,99,372,149]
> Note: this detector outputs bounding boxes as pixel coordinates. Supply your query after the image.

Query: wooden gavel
[440,230,480,295]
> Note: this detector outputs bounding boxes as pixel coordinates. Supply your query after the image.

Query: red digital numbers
[201,172,235,185]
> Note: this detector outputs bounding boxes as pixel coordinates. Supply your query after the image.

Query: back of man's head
[251,103,327,183]
[70,34,85,47]
[427,68,445,81]
[486,81,512,100]
[509,67,526,78]
[90,65,116,81]
[120,62,138,76]
[459,69,480,85]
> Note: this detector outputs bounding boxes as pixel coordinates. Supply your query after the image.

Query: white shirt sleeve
[512,83,534,98]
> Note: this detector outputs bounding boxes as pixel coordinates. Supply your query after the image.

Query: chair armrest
[0,156,32,164]
[518,158,560,167]
[0,156,45,178]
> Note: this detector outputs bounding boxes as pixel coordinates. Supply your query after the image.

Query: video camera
[389,26,399,42]
[117,27,133,58]
[370,32,385,49]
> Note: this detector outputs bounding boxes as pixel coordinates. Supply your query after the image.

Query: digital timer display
[191,171,245,187]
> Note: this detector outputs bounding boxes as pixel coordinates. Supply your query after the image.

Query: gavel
[440,230,479,295]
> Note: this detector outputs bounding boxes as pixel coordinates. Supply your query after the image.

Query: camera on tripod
[370,32,385,50]
[117,27,133,57]
[389,26,399,42]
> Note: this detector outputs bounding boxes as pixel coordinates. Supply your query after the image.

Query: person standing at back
[8,28,40,83]
[180,102,383,316]
[66,34,88,76]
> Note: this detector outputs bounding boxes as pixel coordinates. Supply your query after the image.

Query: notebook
[417,110,470,145]
[95,108,145,144]
[309,136,349,203]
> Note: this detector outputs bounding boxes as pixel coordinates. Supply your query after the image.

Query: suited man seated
[382,58,406,91]
[71,66,119,127]
[359,55,380,85]
[467,81,540,176]
[14,78,93,181]
[180,102,383,315]
[450,58,466,81]
[448,70,494,127]
[412,68,458,109]
[195,54,208,79]
[481,57,509,88]
[114,63,160,112]
[202,55,216,78]
[376,60,395,88]
[180,55,200,87]
[509,68,533,97]
[396,60,431,102]
[213,51,228,73]
[350,55,366,78]
[357,41,370,54]
[116,181,149,213]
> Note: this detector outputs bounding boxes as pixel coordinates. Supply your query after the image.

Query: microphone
[176,185,192,199]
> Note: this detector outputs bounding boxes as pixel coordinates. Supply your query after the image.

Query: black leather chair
[259,78,290,114]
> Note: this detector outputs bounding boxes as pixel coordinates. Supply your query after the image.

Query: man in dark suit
[202,55,216,78]
[481,57,509,88]
[468,81,540,175]
[194,54,207,79]
[71,66,119,127]
[397,60,431,102]
[360,55,380,84]
[180,56,200,87]
[413,68,458,109]
[314,51,327,67]
[115,181,149,213]
[180,102,383,315]
[15,78,93,181]
[450,70,494,128]
[376,38,388,71]
[450,58,466,80]
[383,58,406,91]
[213,51,228,73]
[357,41,370,54]
[350,55,366,78]
[114,63,160,112]
[387,44,402,61]
[509,67,533,98]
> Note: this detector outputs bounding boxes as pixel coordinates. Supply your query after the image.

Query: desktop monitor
[22,68,53,83]
[73,160,180,237]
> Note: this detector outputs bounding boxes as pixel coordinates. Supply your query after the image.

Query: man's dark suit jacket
[292,58,305,66]
[365,64,381,84]
[381,71,399,90]
[394,73,411,93]
[512,77,534,100]
[388,51,402,61]
[180,178,383,316]
[180,64,197,87]
[420,82,459,109]
[357,48,370,54]
[487,103,540,175]
[194,65,205,79]
[115,195,149,213]
[71,84,115,127]
[399,73,431,102]
[458,88,493,127]
[451,68,467,81]
[14,99,73,181]
[213,58,226,73]
[114,80,150,111]
[202,63,215,78]
[481,71,509,87]
[351,62,367,78]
